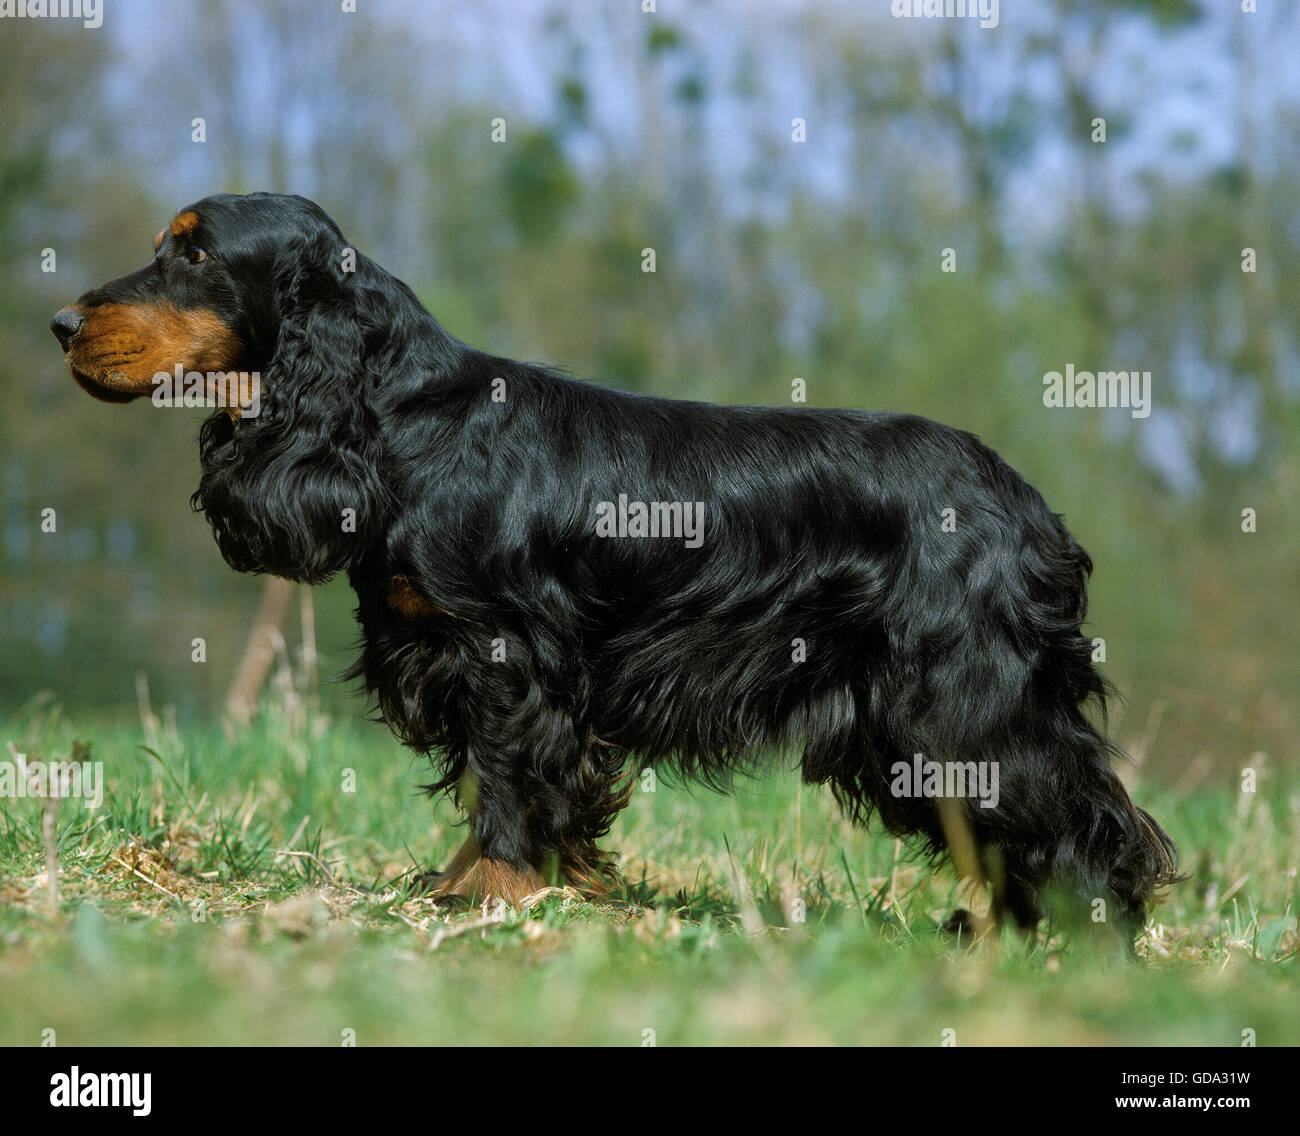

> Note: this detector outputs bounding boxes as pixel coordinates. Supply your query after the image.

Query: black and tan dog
[52,192,1177,940]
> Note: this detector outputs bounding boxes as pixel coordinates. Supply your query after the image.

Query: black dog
[52,192,1177,938]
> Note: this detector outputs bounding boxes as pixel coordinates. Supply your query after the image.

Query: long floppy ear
[193,227,388,583]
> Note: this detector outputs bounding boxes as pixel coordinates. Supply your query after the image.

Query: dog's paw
[941,908,980,937]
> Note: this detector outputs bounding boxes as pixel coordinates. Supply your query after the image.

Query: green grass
[1,695,1296,1046]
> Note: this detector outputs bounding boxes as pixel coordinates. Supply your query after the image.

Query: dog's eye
[187,246,207,264]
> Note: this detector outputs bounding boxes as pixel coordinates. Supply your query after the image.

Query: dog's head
[53,192,391,583]
[50,192,348,406]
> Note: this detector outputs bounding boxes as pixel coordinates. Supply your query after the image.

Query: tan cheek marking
[154,229,165,252]
[169,210,199,238]
[69,302,244,392]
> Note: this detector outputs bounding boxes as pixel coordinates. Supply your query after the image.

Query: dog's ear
[193,227,388,583]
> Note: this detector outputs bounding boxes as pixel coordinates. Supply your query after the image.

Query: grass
[1,690,1296,1047]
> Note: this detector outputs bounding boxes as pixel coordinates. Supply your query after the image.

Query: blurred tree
[1,0,1294,771]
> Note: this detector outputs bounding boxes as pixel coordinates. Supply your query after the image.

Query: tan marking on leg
[424,835,544,907]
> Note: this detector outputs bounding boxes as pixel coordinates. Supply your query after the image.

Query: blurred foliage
[501,129,579,243]
[0,0,1295,779]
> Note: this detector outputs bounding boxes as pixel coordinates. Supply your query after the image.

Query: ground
[1,698,1296,1046]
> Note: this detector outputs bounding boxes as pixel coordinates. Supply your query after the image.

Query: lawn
[1,694,1296,1047]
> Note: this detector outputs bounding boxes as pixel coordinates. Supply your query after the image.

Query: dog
[51,192,1178,941]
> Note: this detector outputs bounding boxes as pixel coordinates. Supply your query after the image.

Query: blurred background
[0,0,1294,779]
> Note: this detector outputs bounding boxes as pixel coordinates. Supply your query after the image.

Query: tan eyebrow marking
[154,229,165,252]
[169,210,200,238]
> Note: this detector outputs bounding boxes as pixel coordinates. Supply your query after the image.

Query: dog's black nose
[50,307,85,351]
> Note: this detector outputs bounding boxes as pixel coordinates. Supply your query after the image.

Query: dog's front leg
[423,630,624,906]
